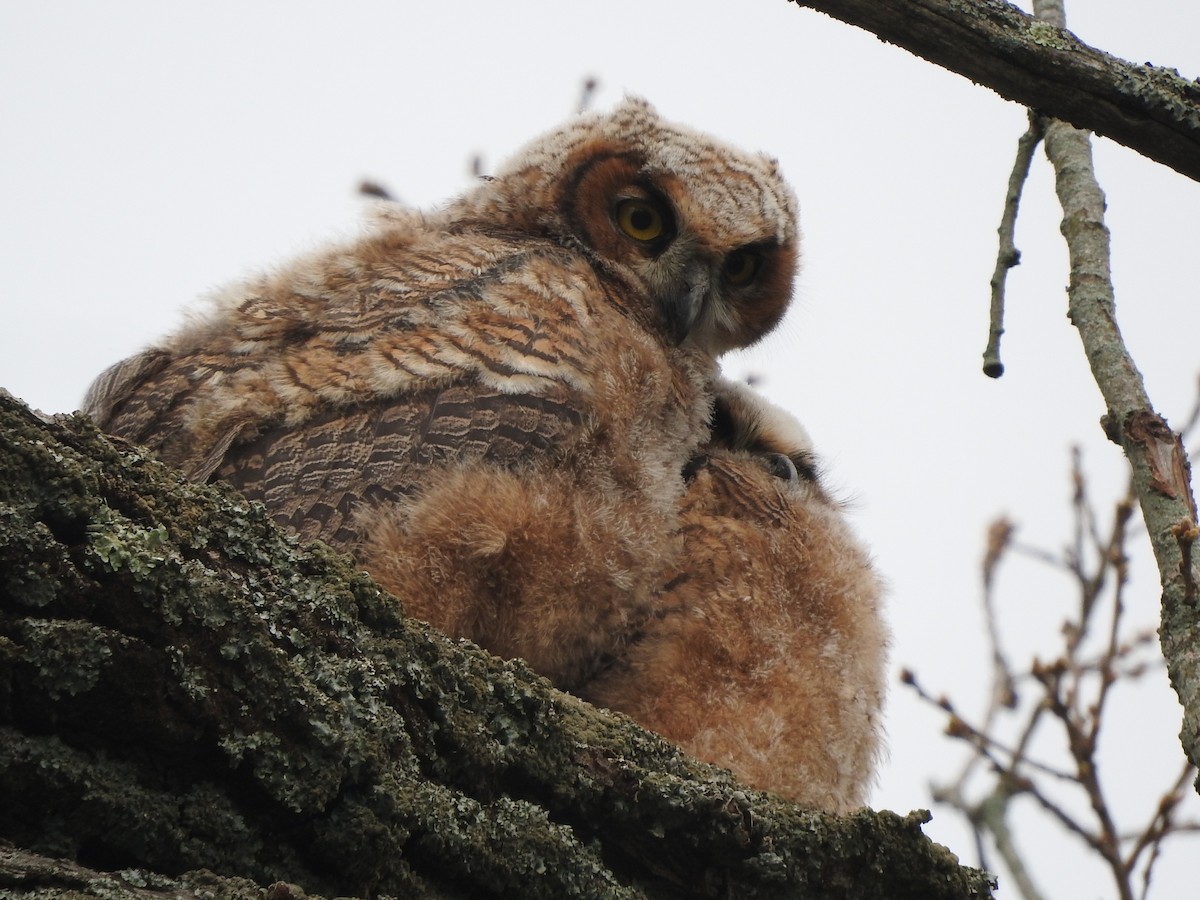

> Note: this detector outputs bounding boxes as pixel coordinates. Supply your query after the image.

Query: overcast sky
[3,2,1199,895]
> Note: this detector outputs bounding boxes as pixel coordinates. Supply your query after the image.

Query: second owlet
[84,98,800,691]
[583,379,888,811]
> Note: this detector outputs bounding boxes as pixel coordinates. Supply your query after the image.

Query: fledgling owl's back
[84,98,802,690]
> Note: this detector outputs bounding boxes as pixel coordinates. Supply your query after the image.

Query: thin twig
[358,180,398,202]
[905,671,1073,782]
[1015,763,1105,854]
[982,517,1018,710]
[983,111,1044,377]
[577,76,599,114]
[1128,761,1195,900]
[975,785,1049,900]
[907,448,1196,898]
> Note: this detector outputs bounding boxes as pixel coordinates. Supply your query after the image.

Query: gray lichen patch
[0,393,994,899]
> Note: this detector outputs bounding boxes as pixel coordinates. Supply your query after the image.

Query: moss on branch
[0,392,994,898]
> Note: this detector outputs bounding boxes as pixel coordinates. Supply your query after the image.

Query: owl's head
[705,377,821,487]
[459,97,800,357]
[681,376,834,518]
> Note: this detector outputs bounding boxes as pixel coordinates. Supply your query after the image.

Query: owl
[582,379,888,812]
[83,98,800,690]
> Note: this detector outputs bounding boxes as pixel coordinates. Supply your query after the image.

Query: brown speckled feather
[216,385,586,546]
[84,98,812,712]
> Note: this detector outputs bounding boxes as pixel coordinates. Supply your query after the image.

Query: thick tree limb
[0,393,995,899]
[788,0,1200,182]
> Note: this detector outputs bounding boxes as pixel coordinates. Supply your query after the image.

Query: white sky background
[3,1,1199,895]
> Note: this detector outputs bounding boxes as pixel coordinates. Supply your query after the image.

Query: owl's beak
[664,266,710,346]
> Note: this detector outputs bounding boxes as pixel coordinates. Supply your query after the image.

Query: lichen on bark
[0,392,994,898]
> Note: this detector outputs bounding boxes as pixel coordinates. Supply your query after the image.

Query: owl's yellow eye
[615,198,668,243]
[723,248,760,287]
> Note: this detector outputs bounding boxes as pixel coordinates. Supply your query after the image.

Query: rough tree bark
[788,0,1200,183]
[0,393,996,899]
[1030,0,1200,787]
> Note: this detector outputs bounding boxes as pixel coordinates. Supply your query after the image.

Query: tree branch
[1035,90,1200,783]
[982,112,1044,378]
[788,0,1200,182]
[0,393,995,899]
[816,0,1200,793]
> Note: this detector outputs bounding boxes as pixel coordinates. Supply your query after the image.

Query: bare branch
[0,394,998,900]
[1034,39,1200,779]
[787,0,1200,182]
[983,113,1044,377]
[981,517,1018,710]
[577,76,599,114]
[973,785,1051,900]
[908,441,1197,897]
[1128,762,1195,900]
